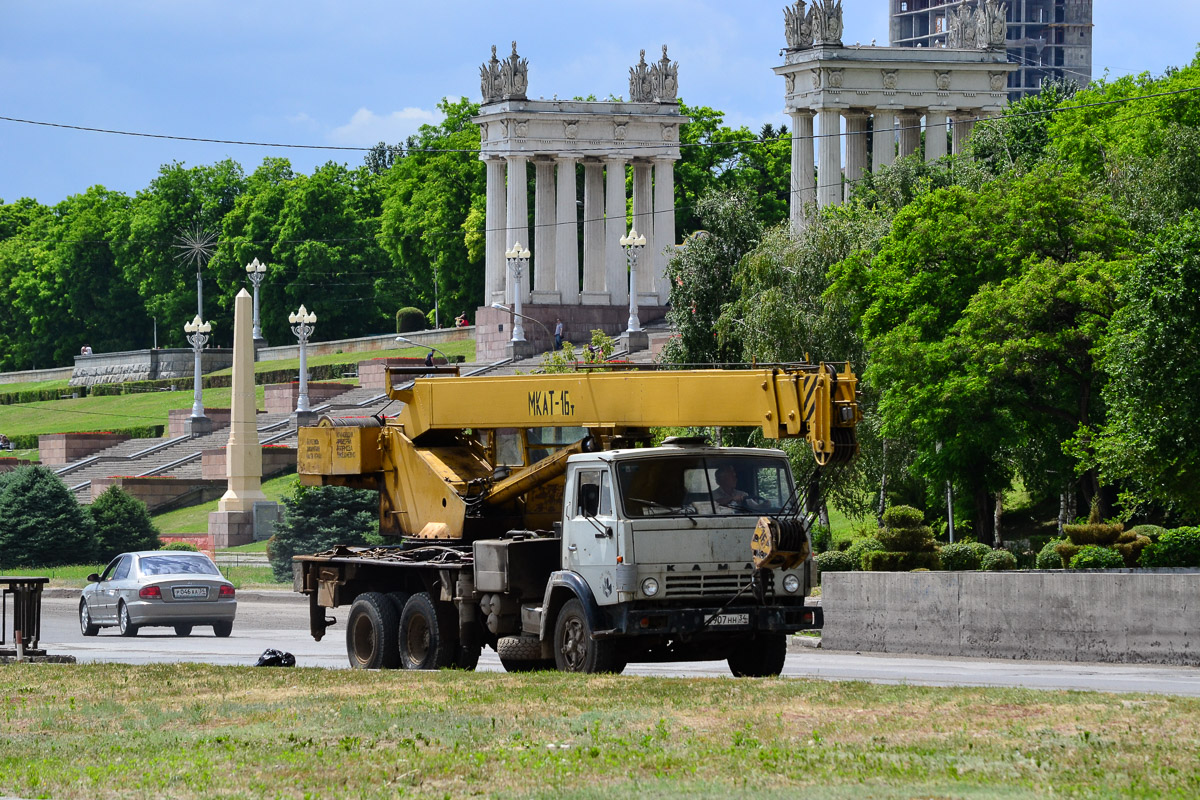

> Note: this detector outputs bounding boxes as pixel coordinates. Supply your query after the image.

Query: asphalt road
[32,593,1200,696]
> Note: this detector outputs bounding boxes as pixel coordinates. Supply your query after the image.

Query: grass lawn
[153,473,298,535]
[0,666,1195,799]
[0,385,267,438]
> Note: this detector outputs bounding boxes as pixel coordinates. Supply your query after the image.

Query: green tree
[0,466,96,568]
[661,189,763,365]
[1091,211,1200,516]
[89,485,161,560]
[267,483,382,582]
[379,97,485,326]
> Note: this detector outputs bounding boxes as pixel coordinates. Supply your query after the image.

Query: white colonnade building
[775,0,1017,230]
[473,44,685,360]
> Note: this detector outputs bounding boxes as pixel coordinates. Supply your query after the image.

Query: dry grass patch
[1,664,1197,799]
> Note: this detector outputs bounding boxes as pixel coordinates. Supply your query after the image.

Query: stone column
[505,156,530,304]
[872,109,897,170]
[898,112,922,159]
[952,114,975,156]
[532,158,558,303]
[926,111,949,162]
[788,109,816,232]
[605,156,629,306]
[581,160,608,304]
[631,160,654,296]
[555,157,580,305]
[652,157,675,303]
[485,157,507,304]
[217,290,266,513]
[844,112,870,203]
[816,108,842,208]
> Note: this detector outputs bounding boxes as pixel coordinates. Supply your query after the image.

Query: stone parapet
[255,327,473,362]
[0,456,38,473]
[38,432,132,466]
[70,348,233,387]
[475,303,667,363]
[167,408,235,438]
[822,570,1200,666]
[201,445,297,480]
[90,476,227,513]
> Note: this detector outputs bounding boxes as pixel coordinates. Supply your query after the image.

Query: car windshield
[139,554,221,577]
[616,454,794,518]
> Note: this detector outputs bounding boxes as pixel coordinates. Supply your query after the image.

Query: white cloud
[328,106,439,145]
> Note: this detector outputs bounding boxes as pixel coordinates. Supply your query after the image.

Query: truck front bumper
[596,602,822,639]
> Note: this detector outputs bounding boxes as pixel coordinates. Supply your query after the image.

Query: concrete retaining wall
[263,382,354,414]
[90,476,227,513]
[38,432,132,465]
[822,570,1200,666]
[70,348,233,387]
[0,366,75,386]
[474,303,667,362]
[201,446,296,479]
[255,327,473,362]
[167,408,233,437]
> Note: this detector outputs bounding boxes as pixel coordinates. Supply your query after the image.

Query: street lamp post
[289,305,317,413]
[620,228,647,333]
[245,258,267,344]
[489,302,552,342]
[396,335,450,365]
[184,314,212,426]
[504,242,532,343]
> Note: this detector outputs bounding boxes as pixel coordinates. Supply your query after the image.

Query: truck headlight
[783,573,801,593]
[641,577,660,597]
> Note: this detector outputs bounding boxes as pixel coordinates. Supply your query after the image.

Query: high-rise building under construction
[888,0,1092,101]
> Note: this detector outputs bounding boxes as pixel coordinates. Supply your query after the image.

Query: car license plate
[173,587,207,599]
[705,613,749,627]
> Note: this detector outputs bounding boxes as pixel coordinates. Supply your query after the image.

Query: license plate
[173,587,207,599]
[705,613,749,627]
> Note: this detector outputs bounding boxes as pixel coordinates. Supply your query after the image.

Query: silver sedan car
[80,551,237,637]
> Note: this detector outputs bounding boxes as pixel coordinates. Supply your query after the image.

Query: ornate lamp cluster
[620,228,647,334]
[504,242,532,343]
[289,305,318,413]
[183,315,213,420]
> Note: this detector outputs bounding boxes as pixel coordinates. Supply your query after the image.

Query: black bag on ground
[254,648,296,667]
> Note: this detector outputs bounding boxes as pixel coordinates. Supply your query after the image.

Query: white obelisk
[218,288,267,512]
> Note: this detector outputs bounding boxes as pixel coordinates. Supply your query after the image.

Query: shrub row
[7,425,165,451]
[0,385,88,405]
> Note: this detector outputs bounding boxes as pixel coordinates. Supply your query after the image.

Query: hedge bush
[1069,544,1125,570]
[845,536,885,570]
[0,385,88,405]
[862,551,940,571]
[8,425,166,451]
[396,307,427,333]
[980,549,1017,571]
[1129,524,1167,542]
[810,524,832,554]
[939,542,983,571]
[814,550,855,580]
[880,505,924,529]
[1138,527,1200,568]
[267,483,384,582]
[1113,530,1152,567]
[163,542,200,552]
[1036,538,1067,569]
[89,485,161,560]
[0,466,96,568]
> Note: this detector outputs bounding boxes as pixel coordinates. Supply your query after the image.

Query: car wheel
[213,620,233,638]
[117,602,138,637]
[727,633,787,677]
[174,624,193,637]
[398,592,457,670]
[346,592,400,669]
[553,598,622,673]
[79,601,100,637]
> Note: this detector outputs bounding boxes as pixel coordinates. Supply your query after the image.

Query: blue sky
[2,0,1197,205]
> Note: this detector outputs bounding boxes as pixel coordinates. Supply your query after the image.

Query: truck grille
[664,571,753,598]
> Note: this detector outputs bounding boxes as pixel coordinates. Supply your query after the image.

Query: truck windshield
[615,455,794,518]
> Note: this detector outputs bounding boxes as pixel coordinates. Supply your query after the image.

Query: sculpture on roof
[810,0,843,47]
[481,41,529,103]
[630,50,654,102]
[783,1,814,50]
[980,0,1009,50]
[651,45,679,102]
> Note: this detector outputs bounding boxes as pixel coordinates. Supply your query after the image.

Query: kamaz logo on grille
[528,390,575,417]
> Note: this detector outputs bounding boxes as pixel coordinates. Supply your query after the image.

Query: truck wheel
[497,635,554,672]
[553,598,622,673]
[384,592,412,668]
[398,592,457,670]
[346,592,400,670]
[727,633,787,677]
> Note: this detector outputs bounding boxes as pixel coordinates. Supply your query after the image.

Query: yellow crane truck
[294,363,859,676]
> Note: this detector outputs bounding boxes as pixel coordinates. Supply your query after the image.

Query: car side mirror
[86,573,101,583]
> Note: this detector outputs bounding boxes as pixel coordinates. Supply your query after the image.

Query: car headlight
[641,577,660,597]
[783,573,801,593]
